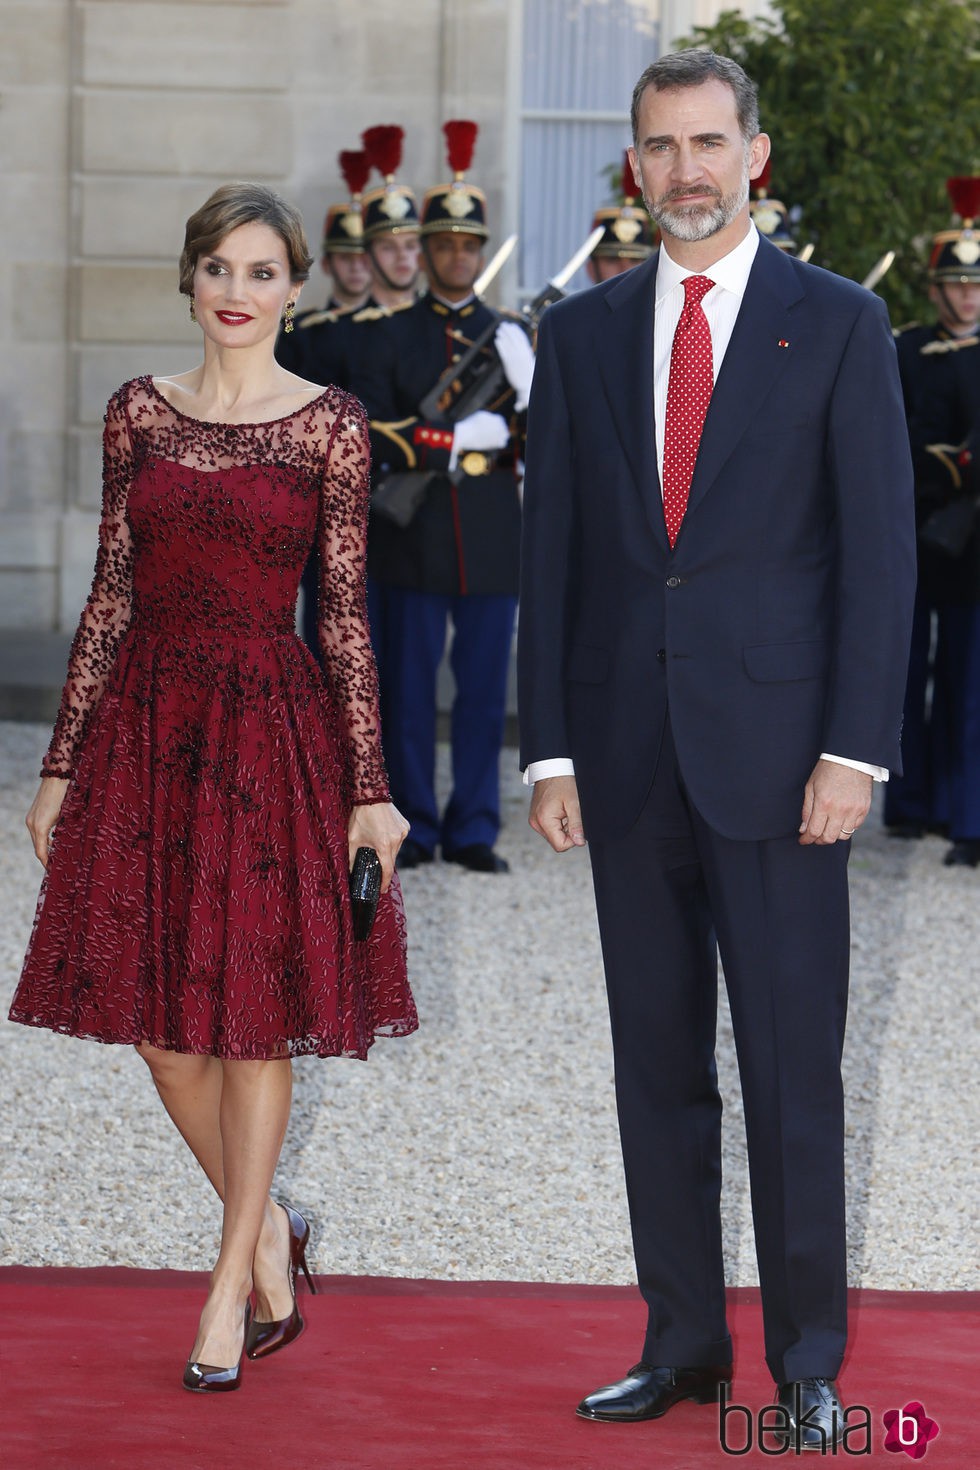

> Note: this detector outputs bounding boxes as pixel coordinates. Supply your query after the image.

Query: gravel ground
[1,719,977,1290]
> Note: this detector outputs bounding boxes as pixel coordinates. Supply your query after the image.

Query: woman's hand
[26,777,70,868]
[347,801,410,892]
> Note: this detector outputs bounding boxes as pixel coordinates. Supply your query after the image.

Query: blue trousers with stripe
[367,584,517,853]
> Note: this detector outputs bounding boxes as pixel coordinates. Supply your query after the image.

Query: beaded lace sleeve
[317,394,390,804]
[42,388,136,778]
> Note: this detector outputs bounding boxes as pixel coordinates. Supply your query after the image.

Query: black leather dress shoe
[576,1363,732,1422]
[775,1378,844,1450]
[396,839,434,871]
[944,840,980,868]
[442,844,510,873]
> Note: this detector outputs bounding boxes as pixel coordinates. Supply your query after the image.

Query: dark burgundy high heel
[246,1204,317,1360]
[183,1304,251,1393]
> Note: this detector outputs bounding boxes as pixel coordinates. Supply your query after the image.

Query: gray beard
[647,174,750,243]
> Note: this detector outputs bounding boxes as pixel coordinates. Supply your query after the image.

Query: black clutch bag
[349,846,382,941]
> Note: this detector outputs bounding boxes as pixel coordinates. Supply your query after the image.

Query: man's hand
[529,775,586,852]
[799,759,872,845]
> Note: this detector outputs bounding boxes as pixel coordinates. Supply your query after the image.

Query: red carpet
[0,1271,973,1469]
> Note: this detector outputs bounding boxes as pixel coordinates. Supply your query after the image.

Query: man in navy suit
[518,51,915,1448]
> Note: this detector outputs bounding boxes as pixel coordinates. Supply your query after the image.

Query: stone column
[0,1,71,629]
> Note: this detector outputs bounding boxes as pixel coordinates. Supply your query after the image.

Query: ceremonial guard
[748,161,797,251]
[905,177,980,866]
[317,152,373,311]
[885,176,980,851]
[349,121,535,872]
[586,151,658,284]
[277,148,373,387]
[359,126,423,311]
[279,132,421,390]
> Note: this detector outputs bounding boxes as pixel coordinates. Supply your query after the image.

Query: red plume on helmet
[444,120,478,178]
[362,126,405,181]
[621,150,638,203]
[338,150,370,199]
[947,176,980,226]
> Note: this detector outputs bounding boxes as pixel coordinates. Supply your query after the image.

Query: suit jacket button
[666,575,681,588]
[656,648,666,662]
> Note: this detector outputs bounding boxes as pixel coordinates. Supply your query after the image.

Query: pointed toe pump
[183,1305,251,1394]
[246,1204,316,1361]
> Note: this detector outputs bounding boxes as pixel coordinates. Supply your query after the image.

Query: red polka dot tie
[663,274,714,547]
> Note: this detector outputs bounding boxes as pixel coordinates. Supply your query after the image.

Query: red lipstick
[215,312,253,325]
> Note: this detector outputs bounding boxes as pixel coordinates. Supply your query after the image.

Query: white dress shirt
[525,224,887,785]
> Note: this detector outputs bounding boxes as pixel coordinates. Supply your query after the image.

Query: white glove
[449,409,510,471]
[494,321,535,411]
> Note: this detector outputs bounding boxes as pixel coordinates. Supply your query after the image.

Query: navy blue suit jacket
[518,237,917,842]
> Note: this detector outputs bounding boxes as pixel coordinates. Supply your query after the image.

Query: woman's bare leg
[137,1045,296,1358]
[136,1045,225,1191]
[189,1056,293,1366]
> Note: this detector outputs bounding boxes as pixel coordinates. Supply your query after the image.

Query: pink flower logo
[883,1402,940,1459]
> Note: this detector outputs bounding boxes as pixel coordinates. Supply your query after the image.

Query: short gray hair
[631,50,760,146]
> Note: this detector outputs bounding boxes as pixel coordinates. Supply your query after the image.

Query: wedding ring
[840,828,855,836]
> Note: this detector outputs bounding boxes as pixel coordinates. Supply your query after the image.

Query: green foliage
[673,0,980,323]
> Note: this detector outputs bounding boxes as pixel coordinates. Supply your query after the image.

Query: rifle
[419,226,605,423]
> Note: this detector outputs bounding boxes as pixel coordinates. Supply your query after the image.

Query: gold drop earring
[189,298,197,323]
[284,299,296,333]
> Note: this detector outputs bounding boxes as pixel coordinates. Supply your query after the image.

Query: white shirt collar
[430,290,476,311]
[656,220,761,304]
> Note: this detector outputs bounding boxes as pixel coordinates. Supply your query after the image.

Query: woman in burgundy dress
[9,183,417,1392]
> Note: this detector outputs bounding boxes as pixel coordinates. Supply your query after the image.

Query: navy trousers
[884,587,948,828]
[936,603,980,841]
[370,585,517,853]
[588,719,850,1384]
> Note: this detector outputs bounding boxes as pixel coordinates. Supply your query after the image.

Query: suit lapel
[684,239,805,522]
[596,257,669,549]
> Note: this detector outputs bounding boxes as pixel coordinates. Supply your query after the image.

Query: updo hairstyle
[178,182,313,296]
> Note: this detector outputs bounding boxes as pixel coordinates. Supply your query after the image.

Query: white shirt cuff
[820,752,888,782]
[523,757,575,786]
[523,753,887,786]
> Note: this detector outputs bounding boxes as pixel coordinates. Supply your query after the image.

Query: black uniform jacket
[275,297,388,391]
[911,335,980,605]
[348,293,524,597]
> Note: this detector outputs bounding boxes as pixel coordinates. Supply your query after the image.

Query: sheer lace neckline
[145,374,332,428]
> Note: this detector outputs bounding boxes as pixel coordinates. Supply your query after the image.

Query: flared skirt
[9,628,416,1060]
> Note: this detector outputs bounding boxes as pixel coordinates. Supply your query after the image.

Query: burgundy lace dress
[9,376,416,1059]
